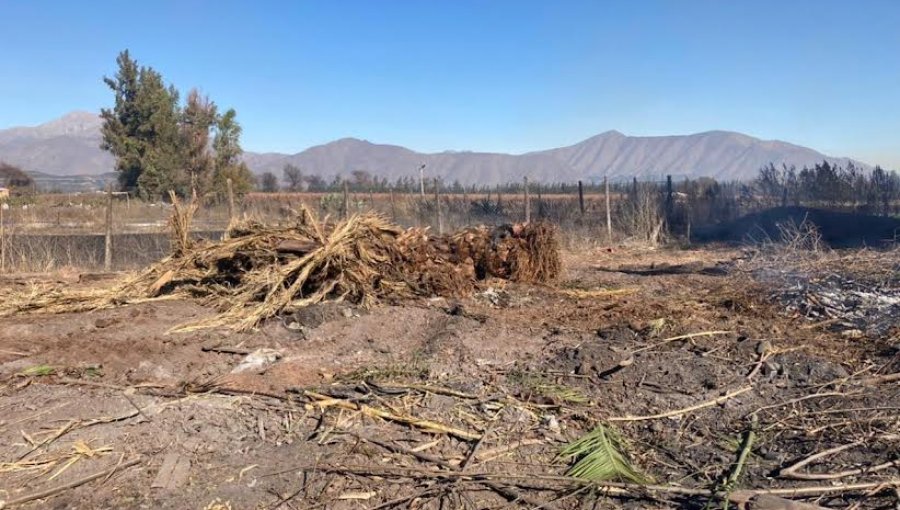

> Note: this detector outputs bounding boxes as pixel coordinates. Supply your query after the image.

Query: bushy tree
[0,162,34,188]
[283,164,304,191]
[259,172,279,192]
[305,174,326,191]
[101,50,251,200]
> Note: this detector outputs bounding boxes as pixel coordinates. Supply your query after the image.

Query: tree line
[754,161,900,215]
[257,165,644,194]
[101,50,254,200]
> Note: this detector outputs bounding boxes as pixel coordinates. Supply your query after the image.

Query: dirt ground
[1,246,898,509]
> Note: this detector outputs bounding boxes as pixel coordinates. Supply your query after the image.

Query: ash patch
[770,271,900,337]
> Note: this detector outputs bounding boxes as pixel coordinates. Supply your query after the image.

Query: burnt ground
[692,206,900,248]
[0,246,898,509]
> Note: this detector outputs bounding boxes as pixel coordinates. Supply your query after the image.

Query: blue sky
[1,0,899,167]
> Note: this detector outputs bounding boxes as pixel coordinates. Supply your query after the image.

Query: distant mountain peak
[26,110,102,139]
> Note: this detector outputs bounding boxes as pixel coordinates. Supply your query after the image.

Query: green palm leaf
[559,423,651,484]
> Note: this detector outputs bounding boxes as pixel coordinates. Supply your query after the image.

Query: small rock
[341,308,353,318]
[94,317,117,329]
[542,414,561,433]
[231,348,283,374]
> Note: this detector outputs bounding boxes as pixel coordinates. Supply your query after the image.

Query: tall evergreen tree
[100,50,142,191]
[100,50,184,199]
[212,109,255,195]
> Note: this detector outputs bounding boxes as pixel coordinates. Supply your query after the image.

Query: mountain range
[0,111,871,185]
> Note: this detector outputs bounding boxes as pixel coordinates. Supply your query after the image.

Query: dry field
[0,225,898,509]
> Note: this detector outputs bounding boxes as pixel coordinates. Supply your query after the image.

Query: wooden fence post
[389,188,396,221]
[225,178,235,239]
[0,202,4,274]
[605,174,612,244]
[665,174,674,220]
[578,180,585,216]
[537,188,543,219]
[419,164,426,199]
[462,187,470,225]
[434,178,443,234]
[524,176,531,223]
[104,184,113,271]
[342,180,350,219]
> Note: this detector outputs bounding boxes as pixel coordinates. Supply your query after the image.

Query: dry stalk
[607,386,752,422]
[303,390,481,441]
[779,434,900,481]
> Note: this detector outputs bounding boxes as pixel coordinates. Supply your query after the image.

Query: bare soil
[1,246,898,509]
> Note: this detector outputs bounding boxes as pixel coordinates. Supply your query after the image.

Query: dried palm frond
[168,190,200,257]
[559,423,650,483]
[0,206,563,331]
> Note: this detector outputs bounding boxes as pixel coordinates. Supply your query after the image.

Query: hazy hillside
[0,111,871,185]
[0,111,114,176]
[538,130,866,181]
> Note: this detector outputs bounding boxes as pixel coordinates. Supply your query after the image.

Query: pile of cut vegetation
[1,203,560,331]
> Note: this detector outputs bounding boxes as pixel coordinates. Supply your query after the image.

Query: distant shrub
[0,161,34,189]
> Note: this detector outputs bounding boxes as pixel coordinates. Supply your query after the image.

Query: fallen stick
[16,420,76,461]
[631,330,732,354]
[0,349,30,357]
[201,346,252,355]
[55,378,167,391]
[397,383,477,400]
[749,494,827,509]
[474,438,544,464]
[0,457,141,508]
[303,390,481,441]
[723,415,758,510]
[275,463,898,506]
[730,480,898,500]
[779,434,900,480]
[752,391,855,415]
[608,386,752,422]
[856,372,900,386]
[351,435,552,508]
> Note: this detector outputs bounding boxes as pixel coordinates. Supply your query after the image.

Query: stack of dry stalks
[1,206,560,331]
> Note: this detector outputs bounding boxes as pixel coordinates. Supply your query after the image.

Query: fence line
[0,174,802,273]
